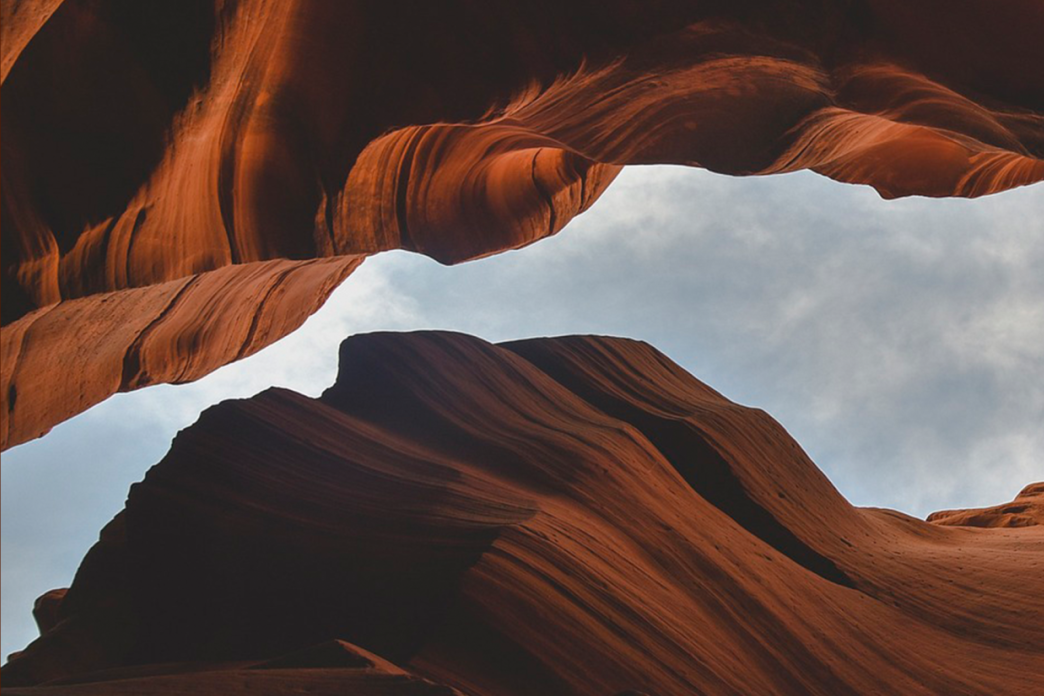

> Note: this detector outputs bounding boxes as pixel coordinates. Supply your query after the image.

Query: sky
[3,165,1042,661]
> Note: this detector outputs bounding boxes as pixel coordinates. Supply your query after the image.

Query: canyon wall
[3,333,1041,694]
[4,1,1043,449]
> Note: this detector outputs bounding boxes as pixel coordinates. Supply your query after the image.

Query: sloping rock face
[929,482,1044,528]
[4,333,1042,695]
[3,1,1044,450]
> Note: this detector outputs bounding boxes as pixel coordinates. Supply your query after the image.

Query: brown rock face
[4,333,1042,695]
[3,1,1043,450]
[928,482,1044,528]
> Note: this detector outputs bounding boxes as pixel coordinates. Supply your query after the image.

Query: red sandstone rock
[3,639,470,695]
[3,333,1041,694]
[928,482,1044,528]
[30,589,66,635]
[2,2,1043,449]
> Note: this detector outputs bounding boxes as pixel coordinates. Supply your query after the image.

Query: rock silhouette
[4,333,1041,695]
[4,1,1044,449]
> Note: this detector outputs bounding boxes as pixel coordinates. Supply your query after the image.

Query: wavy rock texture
[3,333,1042,695]
[3,1,1044,450]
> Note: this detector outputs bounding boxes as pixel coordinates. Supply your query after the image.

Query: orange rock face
[928,482,1044,528]
[3,1,1043,450]
[4,333,1042,695]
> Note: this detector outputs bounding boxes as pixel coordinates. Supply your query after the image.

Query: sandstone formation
[4,333,1042,695]
[929,481,1044,528]
[4,1,1044,450]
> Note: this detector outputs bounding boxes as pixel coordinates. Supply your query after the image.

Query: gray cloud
[3,166,1042,661]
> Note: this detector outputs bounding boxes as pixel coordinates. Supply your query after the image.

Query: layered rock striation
[4,1,1044,449]
[4,333,1042,695]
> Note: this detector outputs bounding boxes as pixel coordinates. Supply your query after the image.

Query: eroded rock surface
[929,482,1044,528]
[4,333,1041,695]
[4,1,1044,449]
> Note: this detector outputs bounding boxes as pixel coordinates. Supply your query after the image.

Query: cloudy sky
[3,166,1042,660]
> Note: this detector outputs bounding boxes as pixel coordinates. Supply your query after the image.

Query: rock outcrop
[4,333,1042,695]
[4,1,1044,450]
[928,482,1044,528]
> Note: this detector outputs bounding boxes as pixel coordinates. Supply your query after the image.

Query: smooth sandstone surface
[3,1,1044,449]
[3,333,1042,695]
[928,482,1044,528]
